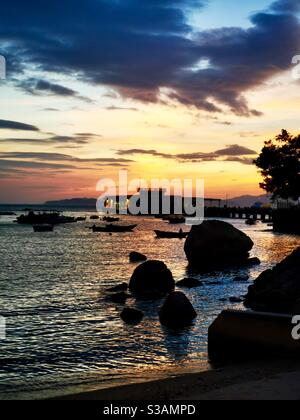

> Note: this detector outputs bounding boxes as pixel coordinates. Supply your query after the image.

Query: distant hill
[44,198,97,208]
[45,194,272,209]
[225,195,271,208]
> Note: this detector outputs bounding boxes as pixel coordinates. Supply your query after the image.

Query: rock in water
[246,257,261,266]
[129,252,147,263]
[245,247,300,313]
[176,278,203,288]
[121,308,144,324]
[159,291,197,328]
[233,275,249,283]
[184,220,254,271]
[129,260,175,299]
[106,282,128,292]
[229,296,243,303]
[107,292,130,304]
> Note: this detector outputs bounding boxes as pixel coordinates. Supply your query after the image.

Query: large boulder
[129,260,175,299]
[184,220,254,271]
[245,247,300,313]
[159,291,197,328]
[106,282,128,292]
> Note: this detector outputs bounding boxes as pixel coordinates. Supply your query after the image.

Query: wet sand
[52,359,300,401]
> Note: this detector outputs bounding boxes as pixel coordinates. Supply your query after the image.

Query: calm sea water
[0,208,299,399]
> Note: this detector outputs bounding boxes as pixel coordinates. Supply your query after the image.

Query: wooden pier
[204,207,273,222]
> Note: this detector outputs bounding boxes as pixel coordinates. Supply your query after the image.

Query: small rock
[233,275,249,283]
[229,296,243,303]
[107,282,128,292]
[176,278,203,289]
[121,308,144,324]
[246,257,261,266]
[129,252,147,263]
[107,292,131,304]
[159,291,197,328]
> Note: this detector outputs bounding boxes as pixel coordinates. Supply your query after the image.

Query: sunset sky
[0,0,300,203]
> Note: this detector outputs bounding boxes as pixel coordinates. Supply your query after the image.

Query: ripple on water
[0,214,299,398]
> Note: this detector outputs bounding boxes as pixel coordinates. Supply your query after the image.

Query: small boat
[103,216,120,222]
[155,230,189,239]
[91,224,137,233]
[245,219,257,226]
[90,215,99,220]
[33,225,54,232]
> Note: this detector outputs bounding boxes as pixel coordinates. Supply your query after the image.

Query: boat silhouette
[91,224,137,233]
[155,230,189,239]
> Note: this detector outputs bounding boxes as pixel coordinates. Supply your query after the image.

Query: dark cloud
[43,107,60,112]
[48,135,89,144]
[105,106,139,112]
[17,78,93,103]
[117,149,173,159]
[0,132,103,146]
[270,0,300,13]
[0,152,134,164]
[1,0,298,115]
[0,0,296,118]
[75,132,102,137]
[224,157,254,165]
[0,151,134,178]
[0,119,40,131]
[214,144,257,156]
[0,158,79,171]
[117,144,257,164]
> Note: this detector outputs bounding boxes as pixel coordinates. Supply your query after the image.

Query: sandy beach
[52,359,300,401]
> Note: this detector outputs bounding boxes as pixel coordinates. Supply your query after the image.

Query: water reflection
[162,326,192,363]
[0,213,299,398]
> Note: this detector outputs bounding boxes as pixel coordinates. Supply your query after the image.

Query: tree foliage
[254,130,300,200]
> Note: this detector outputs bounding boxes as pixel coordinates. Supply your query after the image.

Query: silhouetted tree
[254,130,300,200]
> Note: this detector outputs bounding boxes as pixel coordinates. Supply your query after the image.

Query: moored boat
[155,229,189,239]
[91,224,137,233]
